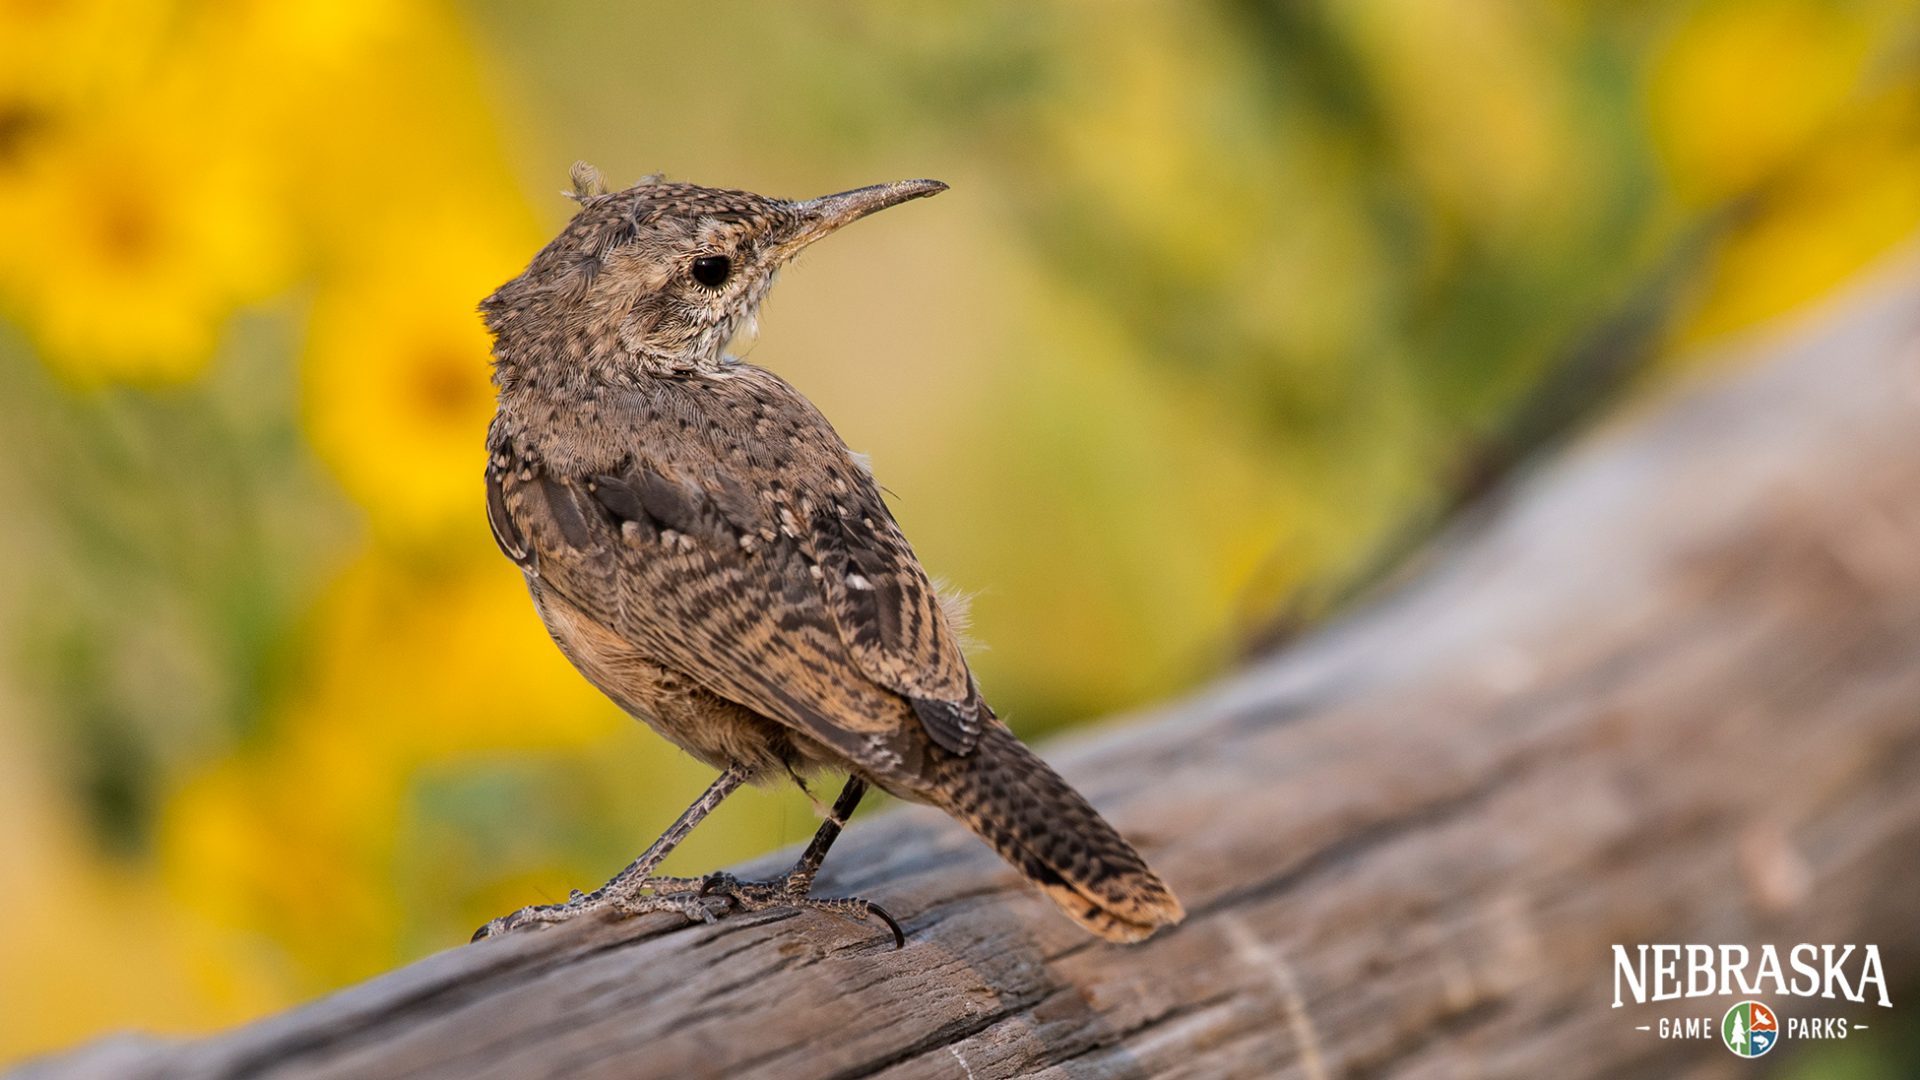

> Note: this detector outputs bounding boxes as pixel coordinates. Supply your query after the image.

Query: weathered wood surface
[19,260,1920,1080]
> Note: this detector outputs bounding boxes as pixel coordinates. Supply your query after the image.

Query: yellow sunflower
[302,209,531,541]
[0,86,291,384]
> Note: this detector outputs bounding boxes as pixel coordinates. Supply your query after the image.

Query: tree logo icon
[1721,1000,1779,1058]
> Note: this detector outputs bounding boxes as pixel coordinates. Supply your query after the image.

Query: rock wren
[471,164,1184,946]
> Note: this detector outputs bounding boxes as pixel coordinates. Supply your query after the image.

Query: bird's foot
[697,870,906,949]
[471,876,720,942]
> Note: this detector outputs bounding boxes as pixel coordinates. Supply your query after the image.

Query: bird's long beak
[775,179,948,258]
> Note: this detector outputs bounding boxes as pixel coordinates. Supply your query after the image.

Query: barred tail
[924,723,1184,942]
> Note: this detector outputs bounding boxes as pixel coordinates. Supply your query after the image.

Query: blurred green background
[1,0,1917,1068]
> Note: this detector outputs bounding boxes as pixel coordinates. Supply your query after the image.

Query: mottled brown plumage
[471,166,1183,946]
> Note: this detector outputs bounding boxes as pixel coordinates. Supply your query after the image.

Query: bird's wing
[487,375,988,774]
[800,464,989,755]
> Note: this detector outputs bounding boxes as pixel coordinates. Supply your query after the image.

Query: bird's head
[483,164,946,382]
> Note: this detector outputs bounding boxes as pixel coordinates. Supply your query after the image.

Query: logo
[1721,1000,1778,1058]
[1612,944,1890,1008]
[1611,943,1892,1059]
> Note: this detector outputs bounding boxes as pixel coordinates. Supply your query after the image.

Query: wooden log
[18,258,1920,1080]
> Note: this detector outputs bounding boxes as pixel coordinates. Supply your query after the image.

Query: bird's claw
[698,871,906,949]
[471,869,904,949]
[470,876,717,943]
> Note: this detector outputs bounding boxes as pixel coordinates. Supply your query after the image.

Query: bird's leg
[697,776,907,948]
[781,773,866,892]
[472,765,751,941]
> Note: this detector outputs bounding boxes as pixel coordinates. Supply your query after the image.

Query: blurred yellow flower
[161,554,621,983]
[0,89,291,383]
[165,740,398,986]
[1651,0,1873,204]
[1652,1,1920,343]
[0,0,174,113]
[297,553,615,755]
[303,211,529,541]
[1683,83,1920,342]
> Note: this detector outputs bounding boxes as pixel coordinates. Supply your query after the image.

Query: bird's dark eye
[691,254,732,288]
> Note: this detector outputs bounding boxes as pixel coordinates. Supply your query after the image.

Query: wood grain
[17,259,1920,1080]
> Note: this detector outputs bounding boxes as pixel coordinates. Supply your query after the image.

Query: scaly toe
[696,872,905,947]
[471,900,576,942]
[611,890,726,924]
[472,874,717,944]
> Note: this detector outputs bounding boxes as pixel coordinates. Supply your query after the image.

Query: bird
[470,163,1184,947]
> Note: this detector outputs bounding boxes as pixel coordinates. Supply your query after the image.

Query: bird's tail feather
[924,723,1184,942]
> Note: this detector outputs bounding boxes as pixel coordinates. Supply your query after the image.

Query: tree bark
[18,257,1920,1080]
